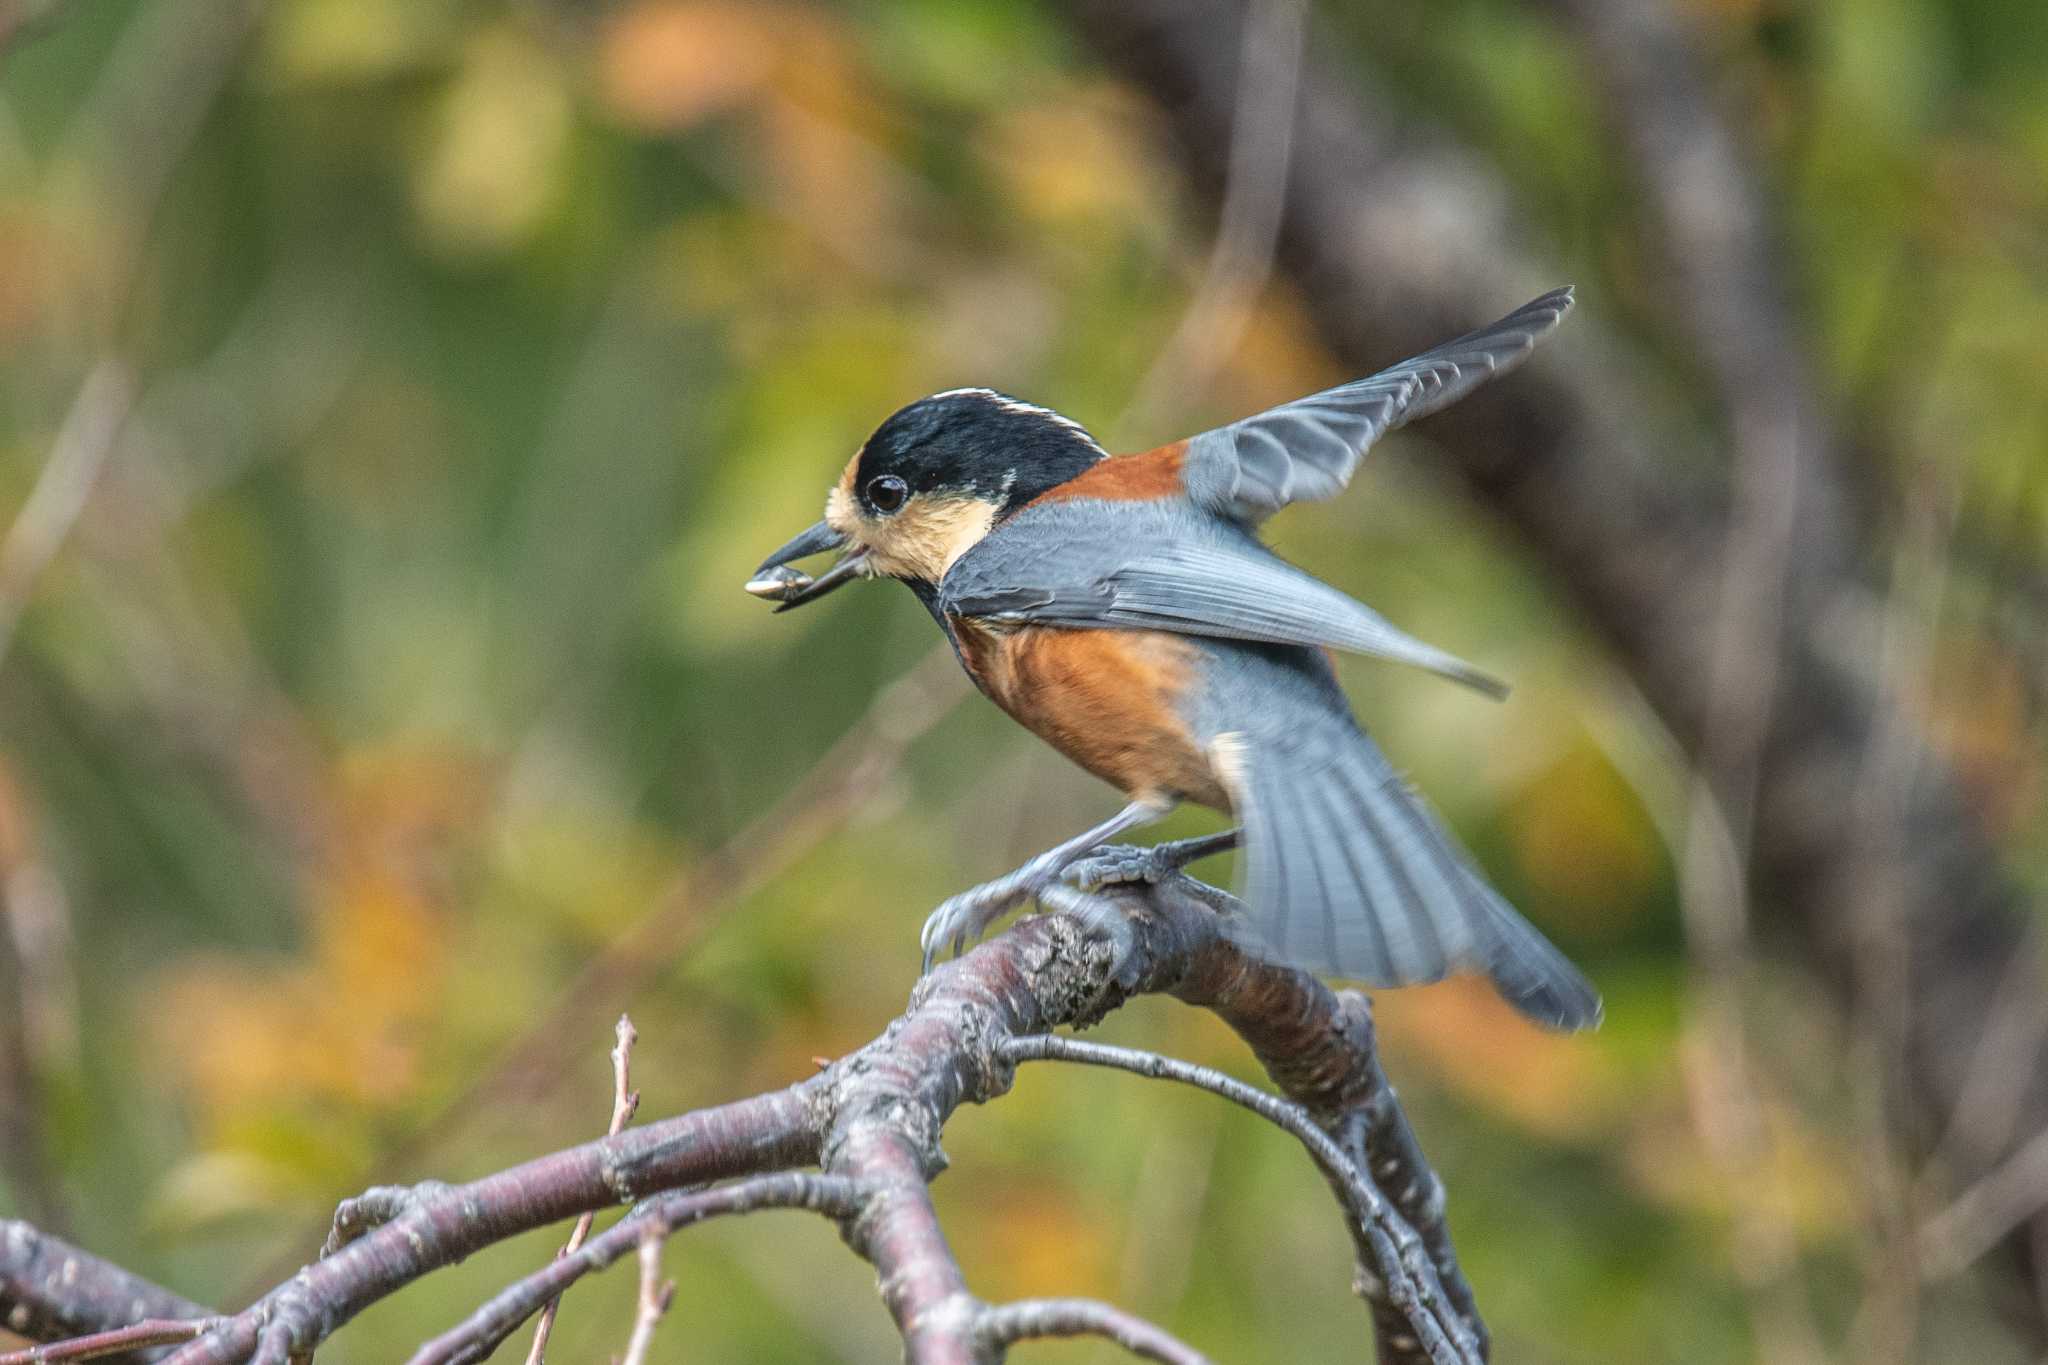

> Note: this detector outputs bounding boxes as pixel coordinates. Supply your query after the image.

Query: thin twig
[614,1230,674,1365]
[523,1016,641,1365]
[407,1174,867,1365]
[974,1298,1214,1365]
[0,361,135,673]
[1001,1028,1477,1365]
[0,1317,220,1364]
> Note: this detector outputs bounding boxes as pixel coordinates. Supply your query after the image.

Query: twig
[320,1184,451,1260]
[0,1318,220,1364]
[1001,1028,1478,1365]
[523,1016,641,1364]
[409,1175,867,1365]
[613,1231,673,1365]
[973,1298,1214,1365]
[0,362,135,673]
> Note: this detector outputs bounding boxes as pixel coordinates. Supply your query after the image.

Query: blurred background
[0,0,2044,1360]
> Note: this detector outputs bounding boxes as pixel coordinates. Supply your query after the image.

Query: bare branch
[17,871,1480,1365]
[0,1222,213,1348]
[523,1015,641,1365]
[161,1086,822,1365]
[974,1298,1213,1365]
[614,1231,673,1365]
[407,1174,866,1365]
[0,1318,221,1365]
[1002,1027,1477,1365]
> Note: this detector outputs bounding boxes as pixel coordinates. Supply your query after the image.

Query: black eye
[866,474,909,513]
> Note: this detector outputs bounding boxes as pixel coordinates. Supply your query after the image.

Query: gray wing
[943,524,1507,699]
[1181,287,1574,523]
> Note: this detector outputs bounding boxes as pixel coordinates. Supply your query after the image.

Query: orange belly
[949,619,1229,810]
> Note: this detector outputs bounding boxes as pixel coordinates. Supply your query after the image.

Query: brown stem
[0,1319,221,1365]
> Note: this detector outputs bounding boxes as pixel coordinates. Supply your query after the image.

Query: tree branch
[407,1174,867,1365]
[163,1086,824,1365]
[14,871,1492,1365]
[0,1223,213,1349]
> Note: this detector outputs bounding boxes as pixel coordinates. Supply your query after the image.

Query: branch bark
[0,1223,213,1357]
[1057,0,2048,1343]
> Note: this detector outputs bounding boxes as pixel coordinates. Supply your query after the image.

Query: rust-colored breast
[950,619,1229,811]
[1026,440,1188,507]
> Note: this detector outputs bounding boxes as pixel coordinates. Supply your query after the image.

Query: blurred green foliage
[0,0,2042,1361]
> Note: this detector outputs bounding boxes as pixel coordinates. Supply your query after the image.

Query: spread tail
[1234,729,1601,1031]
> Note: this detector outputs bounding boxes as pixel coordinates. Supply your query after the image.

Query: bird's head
[745,388,1103,609]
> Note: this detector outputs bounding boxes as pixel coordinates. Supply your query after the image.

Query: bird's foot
[920,859,1063,972]
[1065,830,1241,891]
[1064,842,1165,889]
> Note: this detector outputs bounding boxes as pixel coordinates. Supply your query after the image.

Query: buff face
[822,465,996,585]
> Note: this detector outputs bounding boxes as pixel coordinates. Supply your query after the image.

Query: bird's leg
[1065,828,1241,890]
[920,799,1169,971]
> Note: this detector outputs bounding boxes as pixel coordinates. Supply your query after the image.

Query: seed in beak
[744,564,813,602]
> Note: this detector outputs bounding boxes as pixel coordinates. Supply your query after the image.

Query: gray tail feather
[1237,731,1601,1032]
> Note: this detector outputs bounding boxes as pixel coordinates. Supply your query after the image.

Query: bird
[744,287,1599,1030]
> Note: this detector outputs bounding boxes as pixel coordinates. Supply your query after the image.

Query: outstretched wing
[941,510,1508,698]
[1181,287,1573,523]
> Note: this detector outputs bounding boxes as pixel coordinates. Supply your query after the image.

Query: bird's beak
[744,520,869,611]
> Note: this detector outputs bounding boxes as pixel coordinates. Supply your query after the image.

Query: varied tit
[746,289,1598,1030]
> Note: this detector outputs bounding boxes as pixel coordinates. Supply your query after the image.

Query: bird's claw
[919,877,1040,973]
